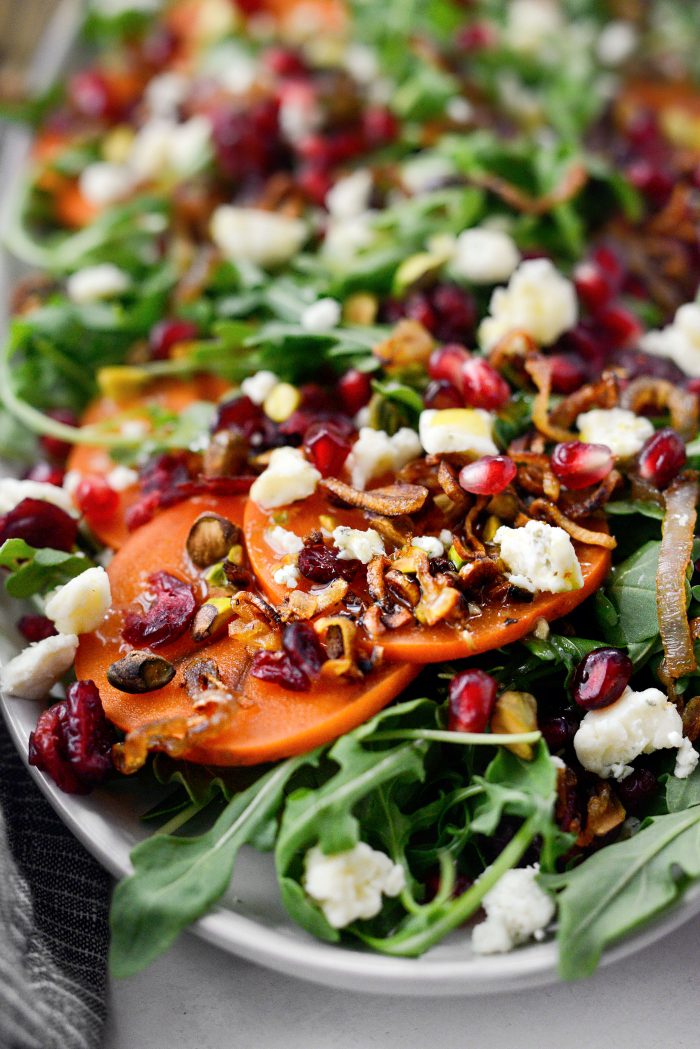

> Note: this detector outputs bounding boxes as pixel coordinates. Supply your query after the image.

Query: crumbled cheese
[343,43,379,85]
[211,206,307,268]
[301,297,342,333]
[144,71,189,118]
[303,842,405,928]
[675,737,700,780]
[445,96,474,124]
[241,370,279,405]
[400,155,456,196]
[79,162,135,207]
[322,214,376,266]
[505,0,564,55]
[199,41,256,93]
[167,116,212,176]
[576,407,654,458]
[419,409,498,457]
[640,302,700,378]
[264,525,304,557]
[0,478,78,518]
[332,526,385,564]
[472,865,555,955]
[412,535,444,559]
[451,228,521,285]
[1,633,79,701]
[273,563,301,589]
[66,264,130,304]
[574,686,697,781]
[478,258,578,349]
[439,528,453,547]
[596,20,638,66]
[250,447,321,510]
[550,755,567,771]
[345,426,422,490]
[278,81,322,144]
[44,567,112,636]
[106,465,139,491]
[325,169,373,221]
[493,519,583,594]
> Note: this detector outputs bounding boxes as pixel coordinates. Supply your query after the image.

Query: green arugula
[0,538,91,598]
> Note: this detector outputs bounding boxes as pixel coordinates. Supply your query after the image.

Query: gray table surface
[105,909,700,1049]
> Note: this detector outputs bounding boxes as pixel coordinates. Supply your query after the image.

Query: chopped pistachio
[448,544,466,570]
[191,597,234,642]
[107,651,176,694]
[186,512,239,568]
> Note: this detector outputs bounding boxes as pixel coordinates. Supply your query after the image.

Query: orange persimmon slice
[75,496,418,766]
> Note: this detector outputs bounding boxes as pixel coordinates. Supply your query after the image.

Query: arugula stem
[370,729,542,747]
[156,802,203,837]
[359,814,539,957]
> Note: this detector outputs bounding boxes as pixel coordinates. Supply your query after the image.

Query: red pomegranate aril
[17,614,57,643]
[457,21,497,52]
[282,621,325,678]
[0,498,78,552]
[615,768,658,812]
[548,352,588,394]
[363,106,398,146]
[596,305,642,349]
[304,422,352,477]
[448,669,498,733]
[626,159,674,204]
[263,47,308,78]
[460,357,510,411]
[68,69,118,120]
[637,428,686,489]
[215,394,262,434]
[299,165,333,206]
[551,441,614,490]
[28,680,114,795]
[574,261,614,314]
[249,650,310,691]
[75,476,119,523]
[149,318,198,360]
[459,455,516,496]
[590,245,624,291]
[424,379,463,410]
[572,647,632,711]
[25,462,65,487]
[430,284,477,343]
[428,343,470,388]
[122,571,196,647]
[338,368,372,415]
[540,711,578,752]
[39,408,78,461]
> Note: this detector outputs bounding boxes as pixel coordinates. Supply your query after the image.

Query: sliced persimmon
[54,181,99,230]
[75,496,417,766]
[67,374,230,549]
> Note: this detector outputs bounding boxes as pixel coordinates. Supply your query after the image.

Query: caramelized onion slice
[620,377,698,442]
[658,474,699,679]
[321,478,429,516]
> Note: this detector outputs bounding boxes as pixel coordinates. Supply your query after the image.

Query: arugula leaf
[0,539,91,598]
[666,765,700,813]
[597,540,660,649]
[548,807,700,979]
[606,500,665,520]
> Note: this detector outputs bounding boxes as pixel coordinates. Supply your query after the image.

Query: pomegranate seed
[263,47,308,78]
[430,284,477,344]
[122,571,196,647]
[149,318,198,360]
[424,379,463,410]
[282,622,325,678]
[299,165,333,206]
[459,455,516,496]
[338,368,372,415]
[626,159,674,205]
[574,261,614,314]
[459,358,510,410]
[457,21,497,51]
[215,395,263,434]
[559,324,606,378]
[363,107,398,147]
[17,614,57,643]
[625,111,661,150]
[299,384,334,413]
[297,541,359,583]
[25,462,65,487]
[637,428,686,489]
[596,305,642,349]
[540,711,578,751]
[572,647,632,711]
[249,650,311,691]
[39,408,78,461]
[404,291,437,332]
[428,343,470,388]
[548,353,589,394]
[590,245,624,291]
[28,680,114,794]
[75,476,119,523]
[304,422,352,477]
[615,768,658,812]
[551,441,614,490]
[211,98,289,182]
[68,69,118,120]
[448,669,498,733]
[0,498,78,552]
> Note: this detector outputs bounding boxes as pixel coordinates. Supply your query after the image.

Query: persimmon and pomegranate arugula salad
[4,0,700,980]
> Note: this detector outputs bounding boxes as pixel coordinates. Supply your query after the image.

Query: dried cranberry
[304,422,352,477]
[459,455,516,496]
[428,343,470,388]
[39,408,78,461]
[211,98,289,183]
[297,542,359,583]
[637,428,686,489]
[0,498,78,552]
[24,462,65,487]
[424,379,463,410]
[215,395,262,435]
[626,159,674,205]
[17,614,57,643]
[362,106,398,146]
[249,650,310,691]
[551,441,614,490]
[282,621,325,678]
[75,476,119,523]
[540,711,578,751]
[122,571,196,647]
[448,669,498,733]
[28,680,114,795]
[615,768,658,812]
[125,491,160,531]
[572,647,632,711]
[459,358,510,411]
[149,318,198,360]
[338,368,372,415]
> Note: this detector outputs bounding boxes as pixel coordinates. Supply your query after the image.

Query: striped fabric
[0,718,110,1049]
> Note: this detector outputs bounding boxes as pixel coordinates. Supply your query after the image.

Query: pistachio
[343,292,378,326]
[491,690,538,759]
[107,651,176,694]
[203,430,248,477]
[186,512,239,568]
[97,365,150,403]
[191,597,234,642]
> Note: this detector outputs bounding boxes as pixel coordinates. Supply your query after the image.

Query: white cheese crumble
[451,228,521,285]
[322,214,376,266]
[106,465,139,491]
[273,563,301,589]
[574,686,699,781]
[412,535,444,559]
[478,258,578,349]
[250,447,321,510]
[493,519,583,594]
[44,567,112,636]
[303,842,405,928]
[640,302,700,378]
[301,297,342,333]
[439,528,453,547]
[0,478,78,518]
[1,633,79,701]
[278,82,322,144]
[144,71,189,118]
[596,20,638,66]
[345,426,422,490]
[264,525,304,557]
[419,408,498,457]
[211,206,307,268]
[505,0,564,55]
[472,865,555,955]
[332,526,385,564]
[66,264,130,304]
[400,154,456,196]
[241,370,279,405]
[79,162,136,207]
[325,169,373,221]
[576,407,654,459]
